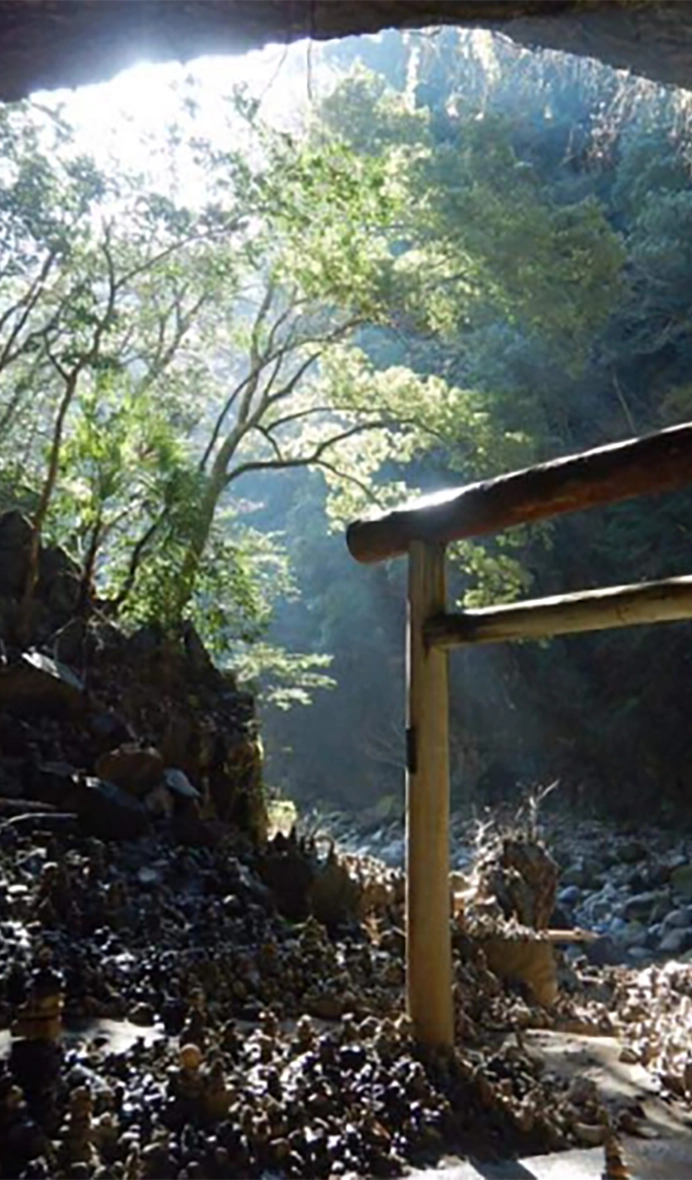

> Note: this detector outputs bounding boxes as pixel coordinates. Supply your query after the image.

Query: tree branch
[225,419,393,485]
[200,370,258,472]
[111,510,167,610]
[263,350,322,408]
[253,423,285,463]
[316,458,383,506]
[265,403,356,433]
[117,216,246,290]
[0,247,58,371]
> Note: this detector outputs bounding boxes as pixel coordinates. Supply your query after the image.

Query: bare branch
[111,510,167,610]
[264,350,321,408]
[225,418,393,485]
[253,424,285,463]
[264,288,301,355]
[136,288,209,397]
[265,403,358,433]
[116,217,246,290]
[200,370,258,472]
[254,349,286,411]
[45,344,69,383]
[237,285,280,426]
[316,458,383,506]
[0,247,58,371]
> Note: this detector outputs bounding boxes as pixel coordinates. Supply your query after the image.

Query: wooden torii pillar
[406,538,453,1045]
[346,420,692,1049]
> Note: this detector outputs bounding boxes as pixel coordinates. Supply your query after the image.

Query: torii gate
[346,420,692,1047]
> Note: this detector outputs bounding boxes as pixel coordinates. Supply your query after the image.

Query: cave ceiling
[0,1,691,101]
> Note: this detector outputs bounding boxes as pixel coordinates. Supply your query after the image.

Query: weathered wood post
[406,539,454,1047]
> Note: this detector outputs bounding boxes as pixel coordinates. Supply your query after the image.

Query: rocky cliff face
[0,510,266,845]
[0,2,690,101]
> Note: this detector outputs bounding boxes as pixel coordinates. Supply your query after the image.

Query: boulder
[581,887,618,925]
[164,768,200,800]
[647,862,673,888]
[68,777,149,841]
[144,783,174,819]
[585,935,621,967]
[622,889,670,922]
[659,927,692,956]
[617,839,647,865]
[37,543,79,587]
[0,510,31,595]
[0,652,85,715]
[52,618,87,665]
[561,861,588,888]
[646,923,663,948]
[31,762,78,807]
[45,570,80,616]
[620,920,648,948]
[95,745,164,798]
[627,947,650,964]
[661,907,692,932]
[36,542,83,620]
[171,805,224,848]
[89,710,135,752]
[0,595,19,642]
[670,864,692,901]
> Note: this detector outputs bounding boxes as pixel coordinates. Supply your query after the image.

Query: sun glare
[30,41,313,176]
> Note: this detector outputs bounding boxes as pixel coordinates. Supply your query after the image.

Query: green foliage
[320,60,625,359]
[5,28,691,794]
[261,30,692,814]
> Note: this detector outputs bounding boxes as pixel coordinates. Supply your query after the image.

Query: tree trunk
[174,469,226,621]
[78,512,103,612]
[19,369,79,639]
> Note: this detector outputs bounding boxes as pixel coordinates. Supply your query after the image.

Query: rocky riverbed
[4,806,692,1178]
[316,804,692,970]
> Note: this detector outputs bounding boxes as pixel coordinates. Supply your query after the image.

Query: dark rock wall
[0,510,266,843]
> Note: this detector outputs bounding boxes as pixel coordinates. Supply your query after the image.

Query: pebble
[659,927,692,955]
[3,797,692,1177]
[670,864,692,899]
[620,921,648,949]
[661,906,692,931]
[622,889,670,922]
[0,820,590,1179]
[558,885,581,907]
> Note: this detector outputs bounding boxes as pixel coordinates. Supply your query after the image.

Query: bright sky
[32,41,320,188]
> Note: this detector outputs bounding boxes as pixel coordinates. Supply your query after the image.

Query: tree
[0,96,267,634]
[0,89,463,685]
[262,32,692,816]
